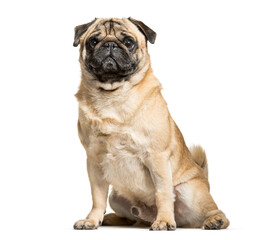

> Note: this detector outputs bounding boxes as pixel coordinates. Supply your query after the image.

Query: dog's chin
[89,71,136,91]
[95,73,126,83]
[89,67,137,84]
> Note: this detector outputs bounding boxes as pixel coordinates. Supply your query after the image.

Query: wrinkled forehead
[94,19,128,35]
[81,18,145,45]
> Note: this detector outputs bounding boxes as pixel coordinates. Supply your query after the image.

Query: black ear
[73,18,96,47]
[128,17,156,44]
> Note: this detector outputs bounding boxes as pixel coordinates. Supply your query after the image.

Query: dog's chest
[80,113,156,204]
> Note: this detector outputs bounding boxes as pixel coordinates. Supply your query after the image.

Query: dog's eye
[89,39,98,49]
[123,38,135,50]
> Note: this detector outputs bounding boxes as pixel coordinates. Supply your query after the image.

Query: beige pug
[72,17,229,231]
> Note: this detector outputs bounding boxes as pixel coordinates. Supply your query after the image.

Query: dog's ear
[128,17,156,44]
[73,18,96,47]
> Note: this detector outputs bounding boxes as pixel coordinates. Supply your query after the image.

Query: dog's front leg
[74,160,109,230]
[147,152,176,231]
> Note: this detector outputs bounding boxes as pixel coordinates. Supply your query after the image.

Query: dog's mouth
[87,56,137,83]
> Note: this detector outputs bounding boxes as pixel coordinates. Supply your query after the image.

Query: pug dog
[72,17,229,231]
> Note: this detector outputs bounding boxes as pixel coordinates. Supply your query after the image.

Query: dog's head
[73,17,156,90]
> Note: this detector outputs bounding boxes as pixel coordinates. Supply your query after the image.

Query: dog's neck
[76,65,162,123]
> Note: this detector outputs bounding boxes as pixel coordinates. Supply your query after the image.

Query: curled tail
[190,145,208,179]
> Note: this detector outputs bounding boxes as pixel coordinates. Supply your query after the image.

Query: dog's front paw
[73,218,101,230]
[150,219,176,231]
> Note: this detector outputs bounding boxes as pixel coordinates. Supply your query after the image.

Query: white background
[0,0,263,239]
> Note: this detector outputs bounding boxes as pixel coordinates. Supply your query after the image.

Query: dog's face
[73,18,156,90]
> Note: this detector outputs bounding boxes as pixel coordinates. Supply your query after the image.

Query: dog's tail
[190,145,208,179]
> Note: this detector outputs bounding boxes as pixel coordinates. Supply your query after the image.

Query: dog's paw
[150,220,176,231]
[73,219,101,230]
[202,212,229,230]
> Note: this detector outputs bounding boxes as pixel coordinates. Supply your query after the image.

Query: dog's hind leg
[103,190,155,226]
[102,213,135,226]
[102,190,137,226]
[174,178,230,229]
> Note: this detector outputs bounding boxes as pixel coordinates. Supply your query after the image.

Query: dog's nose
[103,41,118,49]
